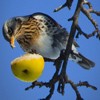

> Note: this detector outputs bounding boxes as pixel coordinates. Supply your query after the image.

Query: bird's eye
[8,28,13,35]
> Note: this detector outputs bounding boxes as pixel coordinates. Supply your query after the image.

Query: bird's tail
[71,53,95,69]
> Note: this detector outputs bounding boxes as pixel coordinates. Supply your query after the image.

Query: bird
[2,12,95,69]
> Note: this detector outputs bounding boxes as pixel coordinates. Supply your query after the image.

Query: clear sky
[0,0,100,100]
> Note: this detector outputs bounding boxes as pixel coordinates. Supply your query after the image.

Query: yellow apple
[11,53,45,82]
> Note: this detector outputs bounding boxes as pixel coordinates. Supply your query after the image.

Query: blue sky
[0,0,100,100]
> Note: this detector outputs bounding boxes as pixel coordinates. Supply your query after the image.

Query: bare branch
[54,0,74,12]
[54,3,67,12]
[81,1,100,39]
[25,0,99,99]
[76,81,97,90]
[55,0,100,39]
[76,25,98,39]
[68,80,83,100]
[58,0,83,94]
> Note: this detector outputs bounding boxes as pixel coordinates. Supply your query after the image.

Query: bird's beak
[10,36,15,48]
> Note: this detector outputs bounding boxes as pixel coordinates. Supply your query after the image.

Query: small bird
[2,12,95,69]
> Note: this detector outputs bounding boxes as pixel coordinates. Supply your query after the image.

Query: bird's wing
[27,12,79,48]
[31,12,62,28]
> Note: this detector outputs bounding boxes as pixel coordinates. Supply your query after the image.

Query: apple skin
[11,53,45,82]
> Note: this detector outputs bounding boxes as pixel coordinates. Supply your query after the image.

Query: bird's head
[2,16,29,48]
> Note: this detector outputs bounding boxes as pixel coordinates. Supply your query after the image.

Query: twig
[76,81,97,90]
[54,3,67,12]
[54,0,74,12]
[76,25,97,39]
[68,80,83,100]
[81,1,100,39]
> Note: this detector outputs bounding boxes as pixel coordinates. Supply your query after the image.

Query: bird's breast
[31,33,60,59]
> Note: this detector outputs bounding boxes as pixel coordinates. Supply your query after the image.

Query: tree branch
[54,0,74,12]
[79,0,100,39]
[25,0,99,99]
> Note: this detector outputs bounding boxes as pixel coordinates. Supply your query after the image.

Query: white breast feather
[36,33,60,59]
